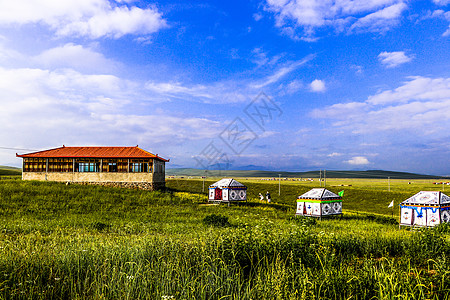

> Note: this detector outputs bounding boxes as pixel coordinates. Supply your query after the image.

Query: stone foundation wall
[76,181,165,190]
[22,172,159,183]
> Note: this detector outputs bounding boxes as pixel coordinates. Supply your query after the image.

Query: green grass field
[1,177,450,299]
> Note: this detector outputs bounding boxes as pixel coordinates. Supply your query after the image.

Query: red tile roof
[16,146,169,161]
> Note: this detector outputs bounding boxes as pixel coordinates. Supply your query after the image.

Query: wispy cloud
[349,3,407,33]
[250,54,315,89]
[311,76,450,136]
[433,0,450,5]
[378,51,413,68]
[264,0,407,40]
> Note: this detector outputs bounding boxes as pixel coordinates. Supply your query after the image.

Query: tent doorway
[214,188,222,200]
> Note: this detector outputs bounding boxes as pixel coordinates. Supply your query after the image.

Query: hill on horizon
[166,168,448,179]
[0,165,21,176]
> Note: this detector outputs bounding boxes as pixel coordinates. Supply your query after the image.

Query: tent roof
[298,188,341,200]
[400,191,450,205]
[209,178,246,188]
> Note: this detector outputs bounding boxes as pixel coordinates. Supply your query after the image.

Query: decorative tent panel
[441,210,450,223]
[442,194,450,204]
[332,202,342,214]
[427,209,440,227]
[401,208,413,225]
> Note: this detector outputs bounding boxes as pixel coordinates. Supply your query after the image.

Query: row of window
[23,158,159,173]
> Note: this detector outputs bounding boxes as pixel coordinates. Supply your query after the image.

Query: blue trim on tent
[400,205,440,214]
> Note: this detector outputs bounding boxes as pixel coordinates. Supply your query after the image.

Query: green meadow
[1,176,450,299]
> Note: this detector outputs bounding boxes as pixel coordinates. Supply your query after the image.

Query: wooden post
[278,173,281,196]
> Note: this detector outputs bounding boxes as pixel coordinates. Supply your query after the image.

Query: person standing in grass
[259,193,264,201]
[266,191,271,203]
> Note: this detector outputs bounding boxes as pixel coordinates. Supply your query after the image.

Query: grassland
[1,177,450,299]
[0,166,21,176]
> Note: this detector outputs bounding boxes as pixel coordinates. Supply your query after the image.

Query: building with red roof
[16,146,169,189]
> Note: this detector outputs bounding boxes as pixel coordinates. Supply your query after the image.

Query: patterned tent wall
[400,191,450,227]
[296,188,342,217]
[208,178,247,202]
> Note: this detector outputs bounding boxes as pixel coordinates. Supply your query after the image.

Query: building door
[214,188,222,200]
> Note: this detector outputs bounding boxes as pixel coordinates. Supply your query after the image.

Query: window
[130,162,148,173]
[76,161,100,172]
[23,158,46,172]
[108,163,117,172]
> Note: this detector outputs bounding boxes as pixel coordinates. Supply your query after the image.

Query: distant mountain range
[166,168,448,179]
[1,165,446,179]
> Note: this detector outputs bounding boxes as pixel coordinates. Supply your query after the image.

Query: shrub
[203,214,230,227]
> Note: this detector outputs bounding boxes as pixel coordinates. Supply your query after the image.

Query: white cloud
[311,76,450,136]
[433,0,450,5]
[443,26,450,36]
[310,79,326,92]
[264,0,407,40]
[0,65,223,165]
[57,6,167,38]
[378,51,413,68]
[33,44,118,73]
[367,77,450,105]
[346,156,370,165]
[0,0,167,39]
[311,101,367,118]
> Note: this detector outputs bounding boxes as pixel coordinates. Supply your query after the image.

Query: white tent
[296,188,342,217]
[208,178,247,202]
[400,191,450,227]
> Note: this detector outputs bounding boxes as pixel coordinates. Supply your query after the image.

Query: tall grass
[1,178,450,299]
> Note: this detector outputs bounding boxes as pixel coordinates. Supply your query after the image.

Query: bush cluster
[202,214,230,227]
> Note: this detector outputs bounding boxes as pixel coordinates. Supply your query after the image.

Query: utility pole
[278,174,281,196]
[319,170,322,187]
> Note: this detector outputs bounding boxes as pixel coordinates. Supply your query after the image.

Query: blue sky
[0,0,449,175]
